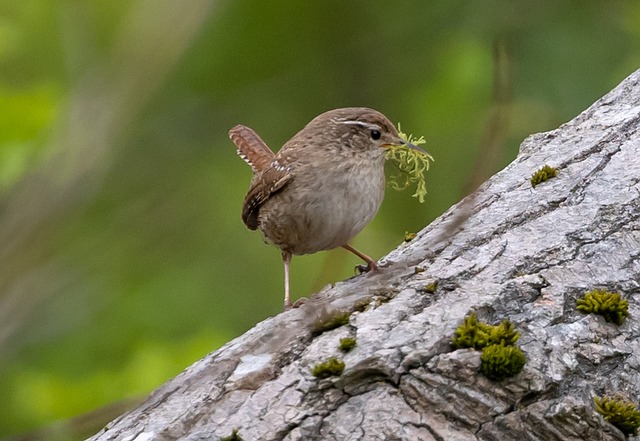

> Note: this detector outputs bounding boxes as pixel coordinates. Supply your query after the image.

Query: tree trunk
[90,70,640,441]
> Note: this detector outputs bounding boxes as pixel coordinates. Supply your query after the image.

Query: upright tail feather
[229,125,275,174]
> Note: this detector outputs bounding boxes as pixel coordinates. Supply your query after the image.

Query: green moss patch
[530,164,558,188]
[452,313,519,350]
[423,281,438,294]
[576,289,629,325]
[311,357,345,379]
[480,343,526,381]
[404,231,417,242]
[452,313,525,381]
[594,395,640,436]
[312,311,351,336]
[338,337,357,352]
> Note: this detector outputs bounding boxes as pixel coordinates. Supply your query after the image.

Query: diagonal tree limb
[91,70,640,441]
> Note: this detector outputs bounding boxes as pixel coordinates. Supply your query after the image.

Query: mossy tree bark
[90,70,640,441]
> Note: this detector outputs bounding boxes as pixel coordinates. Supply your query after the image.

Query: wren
[229,107,422,309]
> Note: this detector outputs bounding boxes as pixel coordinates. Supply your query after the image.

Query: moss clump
[404,231,417,242]
[339,337,357,352]
[453,313,525,381]
[312,311,351,336]
[424,281,438,294]
[576,289,629,325]
[480,342,526,381]
[530,164,558,188]
[594,395,640,436]
[311,357,345,379]
[221,429,243,441]
[386,124,433,203]
[452,313,519,350]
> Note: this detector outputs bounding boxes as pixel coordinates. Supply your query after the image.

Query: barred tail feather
[229,124,275,174]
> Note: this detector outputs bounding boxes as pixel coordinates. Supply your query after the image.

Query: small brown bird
[230,107,424,309]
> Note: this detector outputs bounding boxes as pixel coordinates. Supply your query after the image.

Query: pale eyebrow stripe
[333,119,381,131]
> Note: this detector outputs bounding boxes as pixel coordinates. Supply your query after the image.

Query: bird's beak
[384,137,432,158]
[399,139,429,155]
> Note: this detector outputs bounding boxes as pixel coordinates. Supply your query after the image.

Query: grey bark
[90,70,640,441]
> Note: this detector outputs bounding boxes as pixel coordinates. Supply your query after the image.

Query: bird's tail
[229,125,275,174]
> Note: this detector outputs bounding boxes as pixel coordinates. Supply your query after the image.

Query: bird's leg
[342,244,380,274]
[282,251,292,310]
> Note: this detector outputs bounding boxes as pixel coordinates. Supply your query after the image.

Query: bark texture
[90,70,640,441]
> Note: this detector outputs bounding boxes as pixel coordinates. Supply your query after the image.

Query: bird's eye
[370,130,381,140]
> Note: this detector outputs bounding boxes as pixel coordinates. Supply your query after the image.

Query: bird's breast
[258,156,386,255]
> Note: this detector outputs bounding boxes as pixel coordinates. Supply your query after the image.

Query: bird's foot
[284,297,308,310]
[355,260,381,274]
[292,297,308,308]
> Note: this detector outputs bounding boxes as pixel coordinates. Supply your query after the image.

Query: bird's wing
[241,164,293,230]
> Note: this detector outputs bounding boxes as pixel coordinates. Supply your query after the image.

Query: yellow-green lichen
[386,124,433,203]
[452,313,519,350]
[424,281,438,294]
[404,231,417,242]
[576,289,629,325]
[221,428,243,441]
[530,164,558,188]
[339,337,357,352]
[312,311,351,336]
[311,357,345,379]
[480,342,526,381]
[594,395,640,436]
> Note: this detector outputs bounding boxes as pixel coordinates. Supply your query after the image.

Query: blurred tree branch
[464,34,513,194]
[432,34,513,252]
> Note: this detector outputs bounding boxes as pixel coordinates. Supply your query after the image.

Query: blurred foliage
[0,0,639,438]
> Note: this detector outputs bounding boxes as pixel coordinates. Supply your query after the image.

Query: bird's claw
[355,261,381,274]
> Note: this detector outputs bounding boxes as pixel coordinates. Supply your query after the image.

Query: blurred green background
[0,0,638,439]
